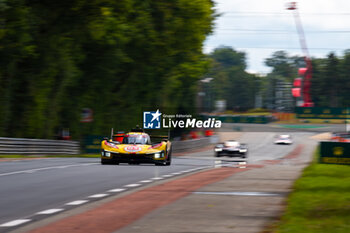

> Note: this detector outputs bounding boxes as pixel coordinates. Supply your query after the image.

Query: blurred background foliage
[0,0,349,140]
[0,0,216,139]
[207,47,350,113]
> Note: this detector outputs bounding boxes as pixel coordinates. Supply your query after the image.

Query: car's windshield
[122,134,150,144]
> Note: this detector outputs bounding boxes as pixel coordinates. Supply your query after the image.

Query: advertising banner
[320,141,350,165]
[296,107,350,119]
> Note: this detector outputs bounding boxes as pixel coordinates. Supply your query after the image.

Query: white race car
[214,140,248,158]
[274,134,293,145]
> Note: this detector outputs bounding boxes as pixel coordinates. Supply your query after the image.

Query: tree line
[1,0,348,140]
[208,48,350,112]
[0,0,216,139]
[205,46,260,111]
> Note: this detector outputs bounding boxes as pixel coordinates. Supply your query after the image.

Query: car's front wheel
[166,157,171,166]
[155,161,167,166]
[101,159,111,165]
[166,147,172,166]
[101,159,119,165]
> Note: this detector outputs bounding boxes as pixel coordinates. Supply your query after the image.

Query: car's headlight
[239,149,247,153]
[154,151,164,159]
[104,151,111,157]
[215,148,223,152]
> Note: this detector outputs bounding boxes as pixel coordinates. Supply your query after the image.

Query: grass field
[273,149,350,233]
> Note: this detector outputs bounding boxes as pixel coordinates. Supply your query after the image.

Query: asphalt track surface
[0,158,212,231]
[183,132,314,164]
[0,123,330,232]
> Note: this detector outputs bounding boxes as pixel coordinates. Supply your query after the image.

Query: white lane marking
[140,180,152,183]
[36,209,63,215]
[171,172,181,175]
[89,194,109,198]
[185,169,196,172]
[187,169,198,172]
[163,174,173,177]
[0,163,99,177]
[152,177,163,180]
[0,219,31,227]
[124,183,141,187]
[65,200,89,205]
[108,188,126,193]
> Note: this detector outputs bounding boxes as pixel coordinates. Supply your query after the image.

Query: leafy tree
[339,50,350,106]
[207,47,259,111]
[0,0,216,138]
[265,50,299,81]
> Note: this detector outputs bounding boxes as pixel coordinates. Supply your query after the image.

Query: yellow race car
[101,128,172,166]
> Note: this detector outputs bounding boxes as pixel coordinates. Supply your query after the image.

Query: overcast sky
[204,0,350,74]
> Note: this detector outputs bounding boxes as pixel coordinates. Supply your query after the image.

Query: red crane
[287,2,314,107]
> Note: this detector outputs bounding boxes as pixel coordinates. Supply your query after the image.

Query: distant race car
[331,132,350,143]
[274,134,293,145]
[214,140,248,158]
[101,127,172,166]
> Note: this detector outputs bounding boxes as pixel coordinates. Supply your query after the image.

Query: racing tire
[166,157,171,166]
[240,153,247,159]
[155,161,167,166]
[215,153,221,157]
[155,163,166,166]
[166,147,172,166]
[101,159,115,165]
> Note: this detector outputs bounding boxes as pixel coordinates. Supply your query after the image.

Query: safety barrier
[0,137,80,155]
[172,136,218,153]
[201,115,275,124]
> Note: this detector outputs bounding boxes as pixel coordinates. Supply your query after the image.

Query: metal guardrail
[0,137,80,155]
[172,136,218,153]
[0,135,216,155]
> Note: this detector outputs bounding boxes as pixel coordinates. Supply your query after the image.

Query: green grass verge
[274,148,350,233]
[0,154,100,158]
